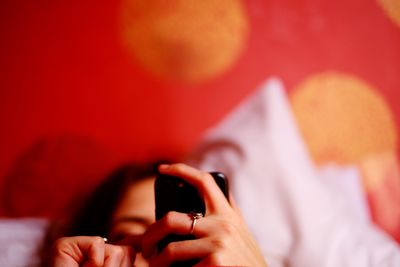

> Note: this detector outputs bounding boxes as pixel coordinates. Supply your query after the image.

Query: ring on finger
[188,212,203,235]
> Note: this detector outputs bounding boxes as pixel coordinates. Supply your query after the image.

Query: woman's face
[109,176,156,266]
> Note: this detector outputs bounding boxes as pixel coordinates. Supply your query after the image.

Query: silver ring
[102,237,108,243]
[189,212,203,235]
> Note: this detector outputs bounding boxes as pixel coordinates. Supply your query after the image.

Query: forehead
[112,176,156,223]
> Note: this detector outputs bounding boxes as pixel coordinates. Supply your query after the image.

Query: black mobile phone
[154,171,229,266]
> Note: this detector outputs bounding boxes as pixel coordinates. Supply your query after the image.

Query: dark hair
[65,162,160,238]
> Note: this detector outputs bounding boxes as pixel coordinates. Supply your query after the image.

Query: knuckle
[210,237,228,251]
[219,220,236,235]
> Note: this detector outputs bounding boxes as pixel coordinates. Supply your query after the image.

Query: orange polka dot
[290,71,398,165]
[119,0,249,83]
[378,0,400,28]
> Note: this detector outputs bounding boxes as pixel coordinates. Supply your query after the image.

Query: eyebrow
[112,216,153,227]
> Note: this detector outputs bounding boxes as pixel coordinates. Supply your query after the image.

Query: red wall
[1,0,399,217]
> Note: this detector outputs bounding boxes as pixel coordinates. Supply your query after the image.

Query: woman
[46,163,268,266]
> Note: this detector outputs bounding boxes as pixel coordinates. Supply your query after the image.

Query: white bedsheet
[0,218,48,267]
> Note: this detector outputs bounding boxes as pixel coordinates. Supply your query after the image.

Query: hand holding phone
[143,164,267,267]
[154,170,229,266]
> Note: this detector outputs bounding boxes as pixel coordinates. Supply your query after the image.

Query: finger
[53,236,105,267]
[103,244,123,267]
[119,248,135,267]
[142,211,193,259]
[158,163,229,213]
[121,245,136,267]
[82,237,106,267]
[106,245,135,267]
[149,238,214,267]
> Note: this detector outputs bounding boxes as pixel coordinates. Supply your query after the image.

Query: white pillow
[0,218,48,267]
[189,77,400,267]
